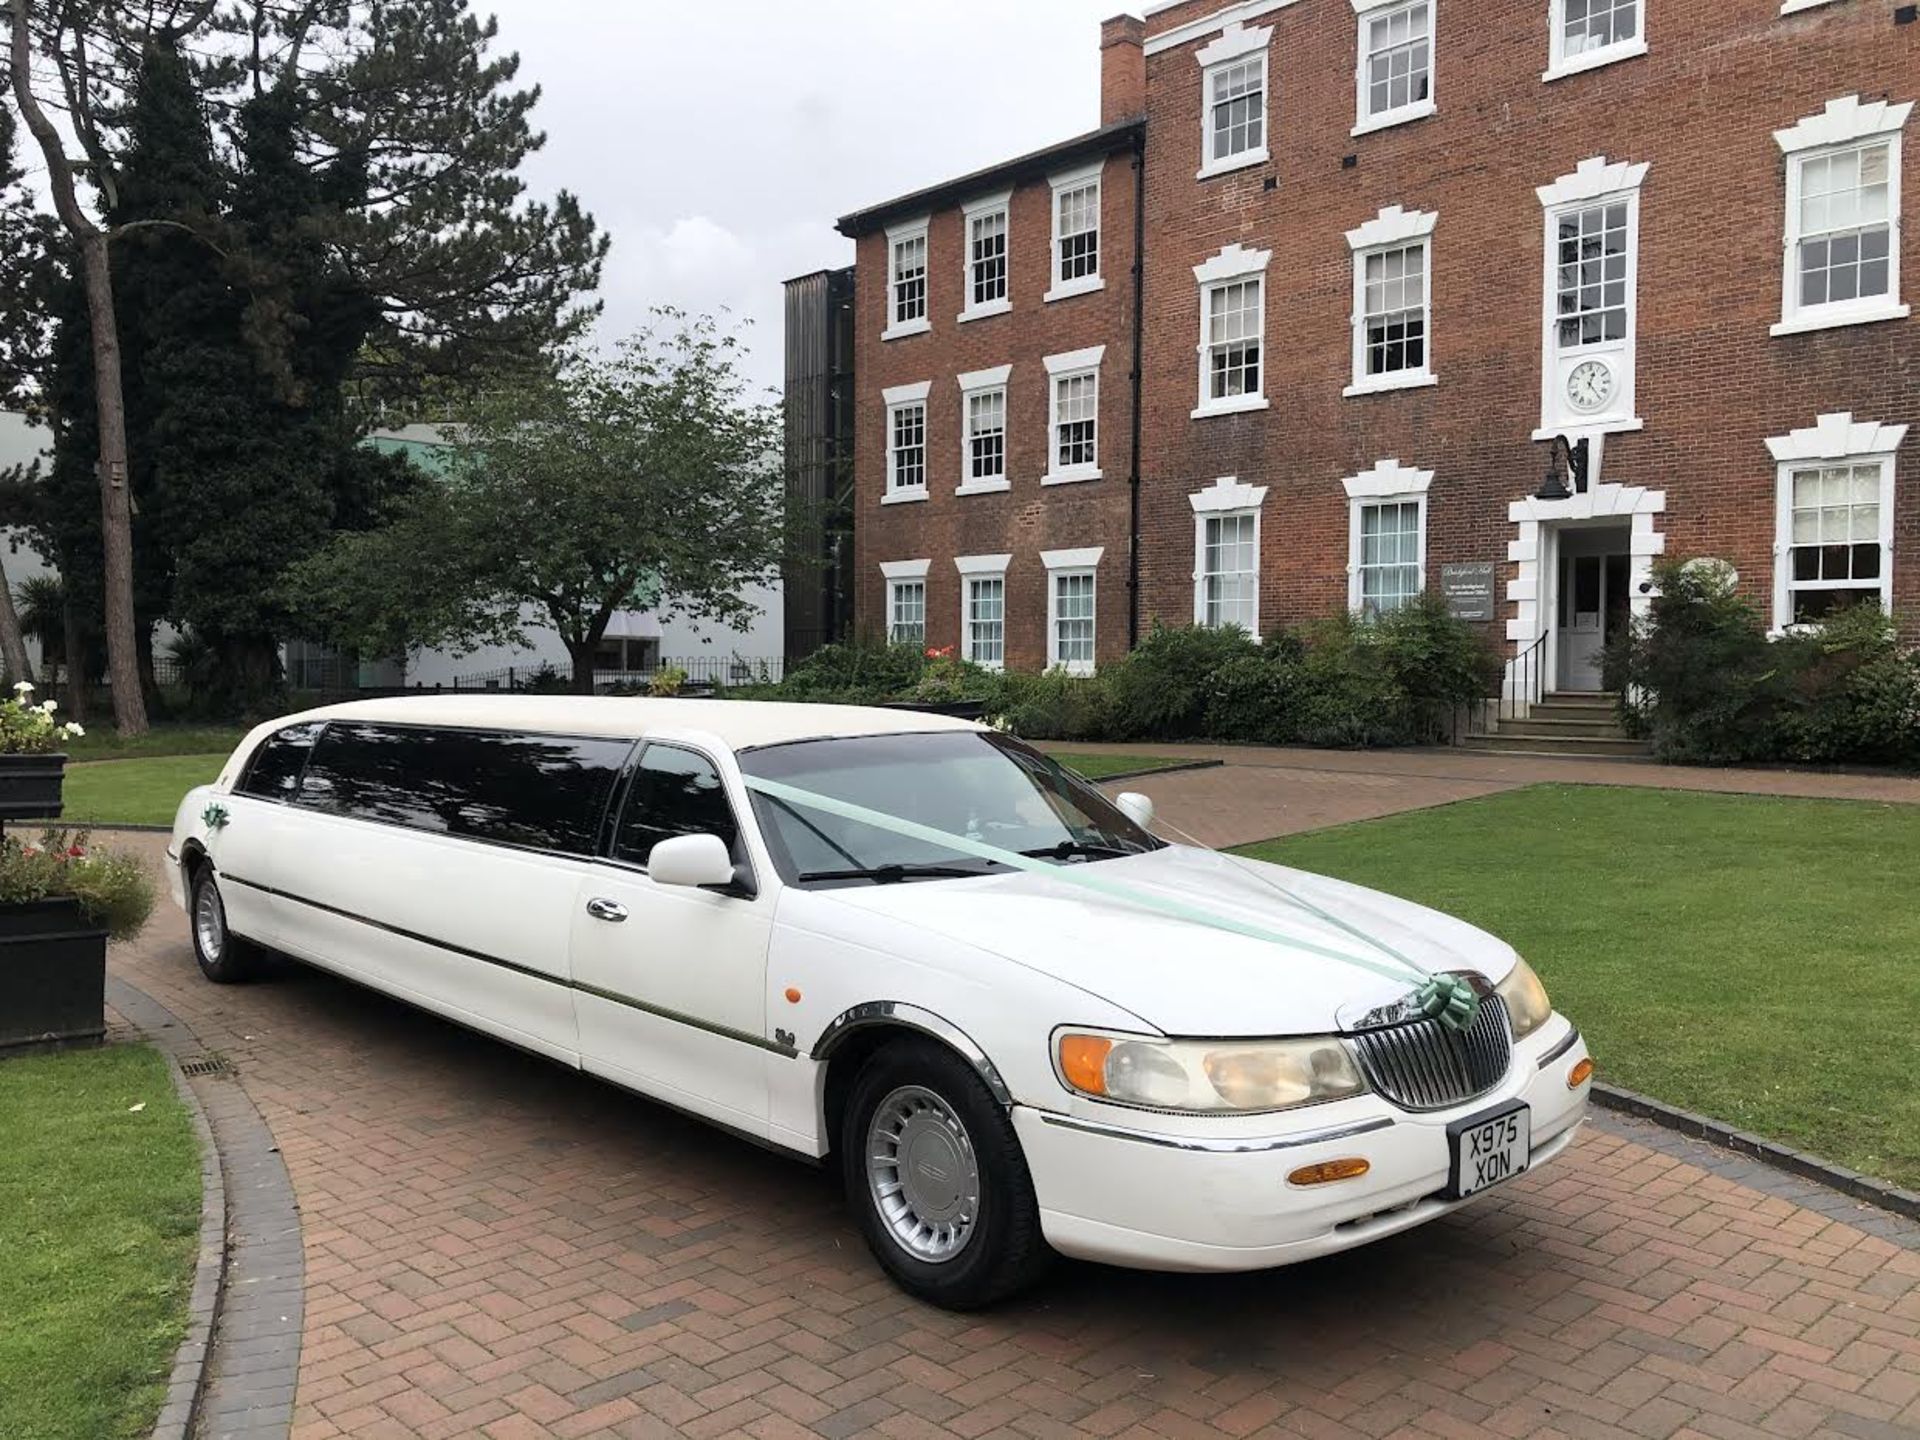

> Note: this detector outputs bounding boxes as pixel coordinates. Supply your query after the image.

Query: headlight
[1055,1030,1368,1114]
[1494,958,1554,1040]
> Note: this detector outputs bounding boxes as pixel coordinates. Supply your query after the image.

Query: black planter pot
[0,752,66,822]
[880,699,990,721]
[0,896,108,1052]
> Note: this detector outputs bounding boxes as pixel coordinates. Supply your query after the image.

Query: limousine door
[569,743,776,1137]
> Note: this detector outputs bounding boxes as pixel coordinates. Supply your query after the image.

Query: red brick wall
[850,145,1141,670]
[1136,0,1920,646]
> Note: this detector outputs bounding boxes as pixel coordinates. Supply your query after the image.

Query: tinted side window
[615,746,740,866]
[237,722,324,800]
[299,723,629,854]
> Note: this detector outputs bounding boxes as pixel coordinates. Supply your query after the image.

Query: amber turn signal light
[1287,1157,1371,1187]
[1568,1057,1594,1089]
[1058,1034,1114,1095]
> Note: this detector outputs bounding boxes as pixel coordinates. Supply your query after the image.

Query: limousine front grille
[1349,995,1512,1112]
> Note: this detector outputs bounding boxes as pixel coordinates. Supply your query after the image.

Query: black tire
[839,1038,1050,1309]
[188,864,260,983]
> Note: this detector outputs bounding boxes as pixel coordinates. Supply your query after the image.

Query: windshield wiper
[797,862,994,885]
[1019,840,1135,862]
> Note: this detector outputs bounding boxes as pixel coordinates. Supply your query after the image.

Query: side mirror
[648,833,736,889]
[1115,791,1155,829]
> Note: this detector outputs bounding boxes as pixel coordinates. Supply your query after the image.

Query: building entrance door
[1555,534,1630,693]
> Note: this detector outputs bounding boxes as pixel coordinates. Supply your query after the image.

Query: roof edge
[835,116,1145,239]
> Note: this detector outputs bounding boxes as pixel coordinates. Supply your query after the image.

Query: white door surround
[1506,481,1667,701]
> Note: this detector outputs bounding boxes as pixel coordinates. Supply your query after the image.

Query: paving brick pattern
[107,833,1920,1439]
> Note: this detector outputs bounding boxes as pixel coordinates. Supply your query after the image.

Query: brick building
[823,0,1918,690]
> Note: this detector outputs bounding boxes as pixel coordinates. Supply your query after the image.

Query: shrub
[1770,605,1920,765]
[647,667,687,697]
[1106,622,1263,739]
[1610,559,1920,767]
[993,668,1116,741]
[1373,593,1502,735]
[781,641,927,704]
[1287,614,1416,748]
[1201,652,1297,741]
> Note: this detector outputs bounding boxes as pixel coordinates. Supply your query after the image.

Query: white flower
[63,723,84,739]
[11,680,31,696]
[38,699,56,714]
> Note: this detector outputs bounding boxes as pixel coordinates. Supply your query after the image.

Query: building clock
[1565,359,1616,414]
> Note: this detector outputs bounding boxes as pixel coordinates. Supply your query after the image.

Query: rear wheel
[189,866,259,983]
[840,1038,1050,1308]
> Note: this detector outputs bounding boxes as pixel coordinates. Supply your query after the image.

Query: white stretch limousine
[170,697,1591,1307]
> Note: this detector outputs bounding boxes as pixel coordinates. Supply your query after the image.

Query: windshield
[738,731,1163,886]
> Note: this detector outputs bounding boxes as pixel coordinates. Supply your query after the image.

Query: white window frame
[1193,243,1272,419]
[958,192,1013,324]
[882,217,931,341]
[1042,547,1104,675]
[1342,459,1433,615]
[1353,0,1436,137]
[1043,345,1104,485]
[881,380,931,504]
[956,364,1012,496]
[1771,95,1911,337]
[1196,23,1272,180]
[1344,205,1438,396]
[879,559,931,647]
[955,553,1012,671]
[1045,161,1106,303]
[1190,476,1269,634]
[1765,412,1907,631]
[1544,0,1647,83]
[1535,156,1648,439]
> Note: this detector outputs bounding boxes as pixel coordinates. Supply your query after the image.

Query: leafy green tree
[286,313,785,694]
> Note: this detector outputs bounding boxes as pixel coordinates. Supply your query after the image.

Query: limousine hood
[810,844,1518,1038]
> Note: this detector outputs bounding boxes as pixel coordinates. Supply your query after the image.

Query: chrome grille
[1350,995,1513,1112]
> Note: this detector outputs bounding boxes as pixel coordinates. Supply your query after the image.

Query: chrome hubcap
[866,1085,981,1264]
[193,880,226,964]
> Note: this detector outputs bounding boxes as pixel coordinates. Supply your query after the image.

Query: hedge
[763,593,1501,749]
[1606,559,1920,767]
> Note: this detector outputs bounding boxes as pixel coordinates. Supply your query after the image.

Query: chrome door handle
[585,897,628,923]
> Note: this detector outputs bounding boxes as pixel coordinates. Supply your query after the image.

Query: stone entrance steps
[1460,692,1651,758]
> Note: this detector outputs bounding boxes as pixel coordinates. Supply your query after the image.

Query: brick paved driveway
[111,835,1920,1440]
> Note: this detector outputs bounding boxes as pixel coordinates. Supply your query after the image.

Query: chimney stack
[1100,15,1146,125]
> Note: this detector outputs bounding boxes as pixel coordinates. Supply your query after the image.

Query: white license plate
[1447,1102,1530,1199]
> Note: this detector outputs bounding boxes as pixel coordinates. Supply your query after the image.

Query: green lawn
[0,1044,200,1440]
[63,726,246,763]
[44,755,227,829]
[1245,784,1920,1191]
[1054,753,1199,781]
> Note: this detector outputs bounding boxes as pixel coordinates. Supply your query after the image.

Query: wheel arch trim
[812,1002,1014,1108]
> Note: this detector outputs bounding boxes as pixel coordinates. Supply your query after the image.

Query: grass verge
[37,755,228,829]
[0,1043,200,1440]
[62,726,246,763]
[1243,784,1920,1191]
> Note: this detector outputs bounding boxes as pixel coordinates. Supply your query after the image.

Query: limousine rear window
[738,730,1161,886]
[238,721,325,800]
[296,722,631,855]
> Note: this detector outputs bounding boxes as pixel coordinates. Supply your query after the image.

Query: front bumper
[1015,1020,1590,1272]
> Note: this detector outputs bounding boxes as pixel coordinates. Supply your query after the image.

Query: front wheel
[189,866,259,983]
[840,1039,1050,1308]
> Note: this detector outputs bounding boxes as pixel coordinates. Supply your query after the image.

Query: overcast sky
[483,1,1127,396]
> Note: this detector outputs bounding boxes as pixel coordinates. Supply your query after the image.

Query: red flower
[925,645,956,660]
[67,845,85,858]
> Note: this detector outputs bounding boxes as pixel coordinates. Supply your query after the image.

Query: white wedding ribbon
[741,774,1432,990]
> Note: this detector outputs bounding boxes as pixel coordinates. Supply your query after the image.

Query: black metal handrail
[1502,630,1549,726]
